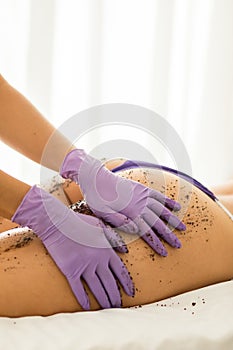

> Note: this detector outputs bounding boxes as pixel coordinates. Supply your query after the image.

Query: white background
[1,0,233,186]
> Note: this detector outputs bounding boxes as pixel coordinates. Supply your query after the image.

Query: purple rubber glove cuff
[60,149,90,183]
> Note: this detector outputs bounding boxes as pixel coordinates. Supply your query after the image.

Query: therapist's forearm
[0,75,75,172]
[0,170,31,219]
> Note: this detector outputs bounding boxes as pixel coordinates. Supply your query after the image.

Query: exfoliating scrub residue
[0,167,214,284]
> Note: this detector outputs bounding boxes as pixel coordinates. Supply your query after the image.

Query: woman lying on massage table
[0,158,232,317]
[0,74,187,313]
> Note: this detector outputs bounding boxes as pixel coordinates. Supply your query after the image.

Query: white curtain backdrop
[1,0,233,186]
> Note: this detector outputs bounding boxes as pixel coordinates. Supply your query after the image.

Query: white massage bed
[0,262,232,350]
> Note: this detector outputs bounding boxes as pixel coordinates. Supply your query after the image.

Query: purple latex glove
[60,149,186,256]
[12,186,134,310]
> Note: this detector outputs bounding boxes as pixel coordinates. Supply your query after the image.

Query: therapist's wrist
[11,185,31,220]
[0,170,31,220]
[60,148,89,182]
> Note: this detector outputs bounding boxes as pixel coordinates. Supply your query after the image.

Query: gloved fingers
[67,274,90,310]
[102,211,138,234]
[151,217,182,248]
[141,207,182,248]
[134,217,168,256]
[82,270,111,309]
[109,255,135,297]
[103,225,128,253]
[146,199,186,231]
[148,189,181,211]
[96,266,122,308]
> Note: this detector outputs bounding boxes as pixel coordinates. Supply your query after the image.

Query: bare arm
[0,170,30,219]
[0,75,75,172]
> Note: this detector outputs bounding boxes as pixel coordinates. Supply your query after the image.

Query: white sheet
[0,280,232,350]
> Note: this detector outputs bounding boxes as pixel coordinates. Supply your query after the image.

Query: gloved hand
[60,149,186,256]
[12,186,134,310]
